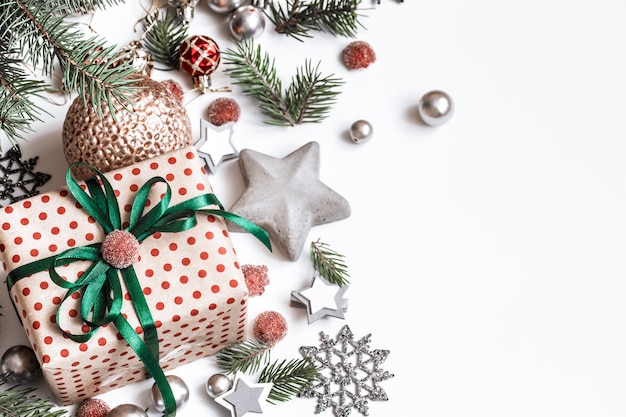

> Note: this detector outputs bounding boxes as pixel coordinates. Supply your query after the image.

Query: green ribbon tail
[114,315,177,417]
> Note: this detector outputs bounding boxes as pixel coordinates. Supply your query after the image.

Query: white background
[1,1,626,416]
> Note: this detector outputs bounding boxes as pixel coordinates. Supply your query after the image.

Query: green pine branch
[266,0,365,41]
[141,10,189,71]
[258,358,320,404]
[0,0,138,145]
[0,377,66,417]
[222,39,343,126]
[310,238,350,286]
[216,339,272,374]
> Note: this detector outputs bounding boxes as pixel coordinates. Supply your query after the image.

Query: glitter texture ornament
[342,41,376,70]
[228,5,266,41]
[179,35,221,94]
[242,264,269,296]
[100,230,140,269]
[252,311,288,345]
[207,97,241,126]
[75,398,111,417]
[62,75,192,180]
[0,345,41,384]
[161,79,185,100]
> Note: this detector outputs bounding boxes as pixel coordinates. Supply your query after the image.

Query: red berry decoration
[101,230,140,269]
[179,35,221,93]
[207,97,241,126]
[342,41,376,70]
[242,264,269,297]
[161,79,185,100]
[75,398,111,417]
[252,311,288,345]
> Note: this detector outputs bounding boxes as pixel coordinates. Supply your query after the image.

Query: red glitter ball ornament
[242,264,269,297]
[207,97,241,126]
[342,41,376,70]
[101,230,140,269]
[75,398,111,417]
[252,311,288,345]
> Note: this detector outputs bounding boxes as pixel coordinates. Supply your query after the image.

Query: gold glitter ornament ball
[62,75,192,180]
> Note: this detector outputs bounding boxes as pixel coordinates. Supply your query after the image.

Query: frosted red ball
[206,97,241,126]
[75,398,111,417]
[101,230,139,269]
[161,79,185,100]
[342,41,376,70]
[242,264,269,297]
[252,311,288,345]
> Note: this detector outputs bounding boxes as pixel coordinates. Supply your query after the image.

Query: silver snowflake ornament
[300,325,394,416]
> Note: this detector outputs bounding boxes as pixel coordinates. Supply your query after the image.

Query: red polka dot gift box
[0,146,269,407]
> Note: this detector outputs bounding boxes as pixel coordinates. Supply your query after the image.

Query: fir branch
[0,379,66,417]
[266,0,364,41]
[222,39,343,126]
[141,10,188,71]
[216,339,272,374]
[257,358,320,404]
[310,238,350,286]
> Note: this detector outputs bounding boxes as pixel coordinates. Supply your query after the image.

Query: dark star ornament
[228,141,351,261]
[0,145,51,206]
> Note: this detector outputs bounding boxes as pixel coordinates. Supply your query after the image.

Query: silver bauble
[206,373,232,398]
[150,375,190,412]
[207,0,245,13]
[107,404,148,417]
[62,74,192,180]
[0,345,41,384]
[418,90,454,126]
[229,5,265,41]
[349,120,374,144]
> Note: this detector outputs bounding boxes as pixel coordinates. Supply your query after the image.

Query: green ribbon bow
[6,162,271,416]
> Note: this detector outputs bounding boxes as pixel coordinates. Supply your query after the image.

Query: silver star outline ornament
[214,372,272,417]
[291,272,349,323]
[228,141,351,261]
[300,325,394,417]
[194,119,239,175]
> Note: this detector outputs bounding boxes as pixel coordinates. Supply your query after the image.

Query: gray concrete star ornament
[214,372,272,417]
[228,141,351,261]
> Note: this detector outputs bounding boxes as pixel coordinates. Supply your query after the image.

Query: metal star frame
[194,119,239,175]
[291,272,349,324]
[300,325,394,417]
[0,145,51,206]
[214,372,272,417]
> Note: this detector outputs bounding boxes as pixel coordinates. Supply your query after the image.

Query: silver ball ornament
[207,0,245,13]
[229,5,265,41]
[107,404,148,417]
[206,373,232,398]
[150,375,190,412]
[349,120,374,144]
[0,345,41,384]
[418,90,454,126]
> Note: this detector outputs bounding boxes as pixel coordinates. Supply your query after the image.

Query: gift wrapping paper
[0,147,248,405]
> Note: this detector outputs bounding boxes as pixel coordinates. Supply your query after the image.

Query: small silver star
[194,119,239,174]
[228,142,351,261]
[214,372,272,417]
[291,272,349,323]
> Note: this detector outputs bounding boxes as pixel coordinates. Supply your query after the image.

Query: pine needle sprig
[216,339,272,374]
[310,238,350,286]
[0,379,66,417]
[222,39,343,126]
[141,10,189,70]
[266,0,365,41]
[258,358,320,404]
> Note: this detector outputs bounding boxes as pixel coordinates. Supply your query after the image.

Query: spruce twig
[141,10,188,70]
[0,377,66,417]
[310,238,350,286]
[216,339,272,374]
[222,39,343,126]
[258,358,320,404]
[266,0,364,41]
